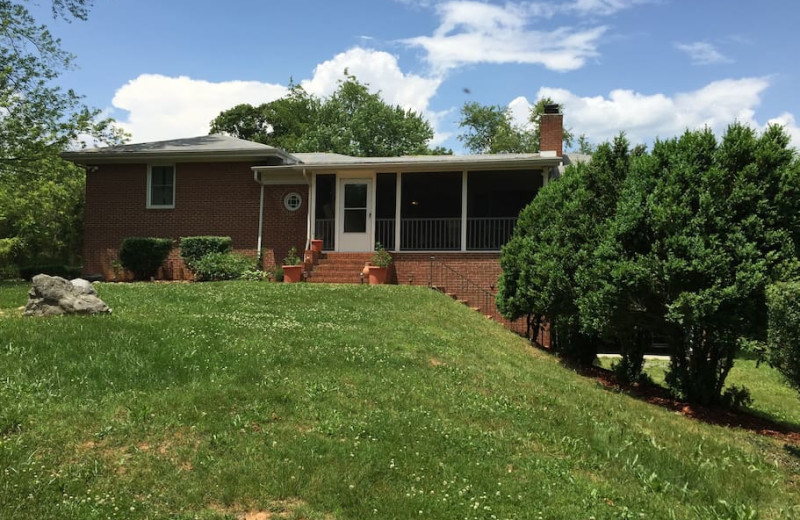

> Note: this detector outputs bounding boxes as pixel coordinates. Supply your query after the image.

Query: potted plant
[310,239,323,253]
[282,246,303,283]
[367,243,392,285]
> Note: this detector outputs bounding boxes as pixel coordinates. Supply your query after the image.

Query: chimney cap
[544,103,561,115]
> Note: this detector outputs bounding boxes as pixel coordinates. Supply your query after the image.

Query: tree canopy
[457,97,575,154]
[210,76,447,157]
[0,0,126,273]
[498,123,800,406]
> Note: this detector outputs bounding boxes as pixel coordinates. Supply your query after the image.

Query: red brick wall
[389,252,549,345]
[83,161,308,280]
[540,113,563,156]
[391,252,503,288]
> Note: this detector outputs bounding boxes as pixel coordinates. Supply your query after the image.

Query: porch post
[460,170,468,252]
[394,172,402,252]
[370,171,377,251]
[542,168,551,187]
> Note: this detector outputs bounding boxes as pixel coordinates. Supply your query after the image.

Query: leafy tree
[0,0,125,171]
[211,76,440,157]
[576,134,594,154]
[457,97,574,154]
[0,1,126,272]
[457,102,535,154]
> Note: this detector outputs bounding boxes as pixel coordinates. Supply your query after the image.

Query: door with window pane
[338,179,372,251]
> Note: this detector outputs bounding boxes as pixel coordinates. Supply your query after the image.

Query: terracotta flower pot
[367,265,388,285]
[282,265,303,283]
[311,239,323,253]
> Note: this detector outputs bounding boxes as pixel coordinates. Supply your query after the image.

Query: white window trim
[146,164,176,209]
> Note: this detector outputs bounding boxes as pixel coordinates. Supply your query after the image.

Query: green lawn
[598,355,800,431]
[1,281,800,519]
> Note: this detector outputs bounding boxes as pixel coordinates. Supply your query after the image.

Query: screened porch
[313,169,544,252]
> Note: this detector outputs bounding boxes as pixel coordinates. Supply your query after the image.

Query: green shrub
[180,236,233,271]
[19,263,81,281]
[240,268,269,281]
[119,237,173,281]
[192,252,253,281]
[274,267,284,282]
[767,282,800,393]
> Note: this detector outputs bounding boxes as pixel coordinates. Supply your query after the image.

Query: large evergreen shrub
[767,282,800,392]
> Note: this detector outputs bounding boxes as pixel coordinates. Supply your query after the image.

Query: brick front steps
[306,253,373,284]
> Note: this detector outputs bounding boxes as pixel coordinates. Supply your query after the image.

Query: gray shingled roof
[61,135,292,162]
[291,152,550,166]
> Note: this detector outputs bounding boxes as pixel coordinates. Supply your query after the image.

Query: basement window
[147,165,175,209]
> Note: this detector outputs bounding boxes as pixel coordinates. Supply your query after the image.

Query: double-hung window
[147,165,175,208]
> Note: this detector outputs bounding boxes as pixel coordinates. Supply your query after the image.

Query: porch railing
[317,216,517,251]
[314,219,335,251]
[466,217,517,251]
[401,218,461,251]
[375,219,395,250]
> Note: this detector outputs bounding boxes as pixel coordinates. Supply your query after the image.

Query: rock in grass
[24,274,111,317]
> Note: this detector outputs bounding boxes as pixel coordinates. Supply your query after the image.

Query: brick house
[62,107,568,298]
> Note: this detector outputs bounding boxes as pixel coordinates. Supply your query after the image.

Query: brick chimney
[540,103,563,157]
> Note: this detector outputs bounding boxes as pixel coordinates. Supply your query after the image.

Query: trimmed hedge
[192,252,253,281]
[180,236,232,271]
[767,282,800,392]
[119,237,173,281]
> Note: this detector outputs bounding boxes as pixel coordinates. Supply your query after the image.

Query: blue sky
[35,0,800,152]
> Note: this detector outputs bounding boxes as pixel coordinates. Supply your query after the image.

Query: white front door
[338,178,373,251]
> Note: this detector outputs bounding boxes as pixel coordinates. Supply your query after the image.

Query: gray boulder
[24,275,112,317]
[69,278,98,296]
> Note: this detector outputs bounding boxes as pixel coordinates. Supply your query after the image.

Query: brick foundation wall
[391,252,503,288]
[83,162,308,280]
[391,252,549,345]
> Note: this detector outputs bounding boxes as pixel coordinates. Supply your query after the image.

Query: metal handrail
[427,255,500,321]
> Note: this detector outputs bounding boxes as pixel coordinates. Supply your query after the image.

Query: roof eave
[252,156,562,173]
[61,148,295,165]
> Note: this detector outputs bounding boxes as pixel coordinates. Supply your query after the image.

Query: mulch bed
[576,364,800,444]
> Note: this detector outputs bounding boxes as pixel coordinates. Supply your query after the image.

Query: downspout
[303,167,311,251]
[255,170,265,266]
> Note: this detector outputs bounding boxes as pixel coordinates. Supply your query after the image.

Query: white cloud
[301,47,442,116]
[675,41,732,65]
[300,47,448,145]
[111,74,287,143]
[567,0,650,16]
[403,1,607,72]
[506,77,800,149]
[111,49,448,146]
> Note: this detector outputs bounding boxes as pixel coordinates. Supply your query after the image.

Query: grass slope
[1,281,799,519]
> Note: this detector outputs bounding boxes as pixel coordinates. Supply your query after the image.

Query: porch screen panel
[314,174,336,250]
[467,169,541,250]
[401,171,461,250]
[375,173,397,250]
